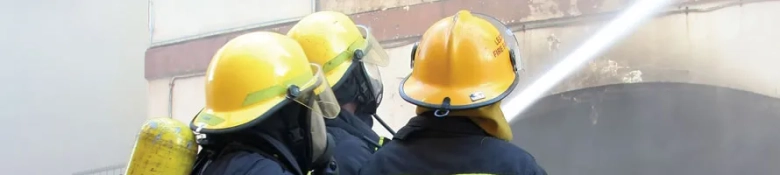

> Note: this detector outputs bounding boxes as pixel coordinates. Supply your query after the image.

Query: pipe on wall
[168,73,206,118]
[312,0,318,12]
[148,0,155,43]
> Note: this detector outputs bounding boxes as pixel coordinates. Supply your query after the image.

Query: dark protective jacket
[191,99,342,175]
[196,147,297,175]
[191,107,333,175]
[192,109,383,175]
[355,113,374,128]
[192,136,341,175]
[192,137,306,175]
[326,109,387,175]
[359,115,547,175]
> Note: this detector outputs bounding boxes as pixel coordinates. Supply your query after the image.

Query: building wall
[150,0,314,43]
[147,1,780,138]
[504,1,780,122]
[148,76,206,124]
[514,2,780,97]
[317,0,440,14]
[0,0,149,174]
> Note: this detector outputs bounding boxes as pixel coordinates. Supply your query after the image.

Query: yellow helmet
[403,10,522,141]
[401,10,521,114]
[287,11,389,114]
[190,31,340,134]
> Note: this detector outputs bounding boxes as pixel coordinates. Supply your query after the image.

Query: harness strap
[255,132,305,175]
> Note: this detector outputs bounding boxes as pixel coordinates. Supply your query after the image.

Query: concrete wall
[147,1,780,138]
[150,0,314,43]
[0,0,149,174]
[512,1,780,98]
[318,0,440,14]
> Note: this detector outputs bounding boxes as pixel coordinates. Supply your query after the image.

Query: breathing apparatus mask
[333,25,389,116]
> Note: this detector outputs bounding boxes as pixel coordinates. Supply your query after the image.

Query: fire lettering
[492,35,506,57]
[494,36,503,45]
[492,45,505,58]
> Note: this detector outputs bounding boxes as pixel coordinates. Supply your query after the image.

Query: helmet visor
[356,25,390,67]
[308,99,328,162]
[362,63,384,105]
[294,64,335,163]
[355,25,387,104]
[292,64,341,119]
[472,13,523,71]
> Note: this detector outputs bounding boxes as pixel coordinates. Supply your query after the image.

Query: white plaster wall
[0,0,149,174]
[171,77,207,124]
[150,0,313,43]
[148,76,205,124]
[148,78,169,119]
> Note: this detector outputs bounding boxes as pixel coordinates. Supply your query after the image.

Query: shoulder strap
[254,132,305,175]
[190,147,214,175]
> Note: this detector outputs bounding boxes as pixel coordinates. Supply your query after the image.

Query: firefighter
[188,31,341,175]
[359,10,547,175]
[287,11,391,175]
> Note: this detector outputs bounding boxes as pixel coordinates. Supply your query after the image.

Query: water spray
[503,0,675,122]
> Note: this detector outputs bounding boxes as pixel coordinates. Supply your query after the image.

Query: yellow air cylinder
[125,117,198,175]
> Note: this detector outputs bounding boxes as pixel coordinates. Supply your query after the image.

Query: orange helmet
[400,10,521,116]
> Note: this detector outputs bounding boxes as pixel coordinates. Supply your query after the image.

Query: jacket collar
[394,114,489,140]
